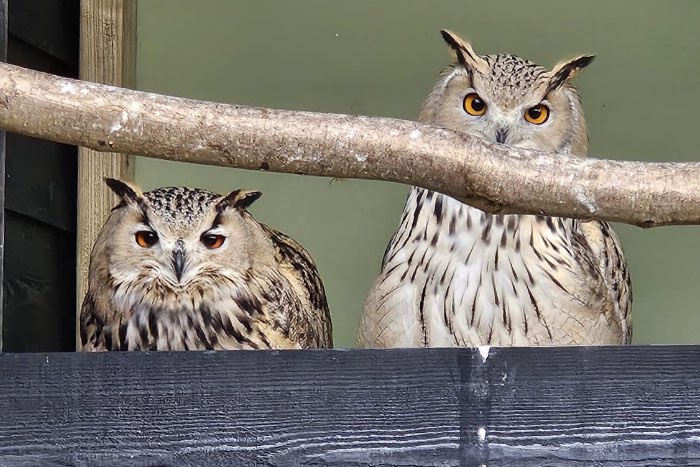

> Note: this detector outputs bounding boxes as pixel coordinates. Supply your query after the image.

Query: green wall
[136,0,700,348]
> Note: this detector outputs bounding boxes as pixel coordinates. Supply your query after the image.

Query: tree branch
[0,62,697,227]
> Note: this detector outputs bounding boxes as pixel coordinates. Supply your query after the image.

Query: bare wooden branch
[0,61,698,227]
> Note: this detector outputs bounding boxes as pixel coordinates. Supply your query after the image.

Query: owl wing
[79,291,123,351]
[259,224,333,348]
[576,220,632,344]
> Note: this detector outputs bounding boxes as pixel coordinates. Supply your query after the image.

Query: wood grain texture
[76,0,135,349]
[0,346,698,466]
[0,0,6,351]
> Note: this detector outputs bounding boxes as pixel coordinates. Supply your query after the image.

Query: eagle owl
[358,30,631,348]
[80,178,332,351]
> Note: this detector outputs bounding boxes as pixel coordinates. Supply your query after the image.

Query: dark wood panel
[2,212,75,352]
[0,346,698,466]
[5,134,77,232]
[7,35,75,76]
[2,0,79,353]
[8,0,79,65]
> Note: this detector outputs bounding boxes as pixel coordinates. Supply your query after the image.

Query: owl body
[358,30,631,348]
[80,180,332,351]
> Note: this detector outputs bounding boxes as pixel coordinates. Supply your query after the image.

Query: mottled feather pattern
[81,266,325,351]
[360,189,631,347]
[80,181,332,352]
[145,186,221,230]
[481,54,546,101]
[577,220,633,343]
[259,223,333,347]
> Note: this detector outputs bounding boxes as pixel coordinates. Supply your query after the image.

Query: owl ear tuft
[104,178,143,204]
[440,29,490,75]
[545,55,595,94]
[217,189,263,212]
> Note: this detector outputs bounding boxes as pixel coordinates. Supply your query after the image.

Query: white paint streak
[109,120,123,134]
[59,82,76,94]
[478,345,490,363]
[574,185,598,214]
[109,111,128,133]
[306,442,460,458]
[109,109,144,136]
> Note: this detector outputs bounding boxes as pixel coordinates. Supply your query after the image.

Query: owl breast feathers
[80,178,332,351]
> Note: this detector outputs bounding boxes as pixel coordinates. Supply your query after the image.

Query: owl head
[420,29,595,156]
[89,178,273,295]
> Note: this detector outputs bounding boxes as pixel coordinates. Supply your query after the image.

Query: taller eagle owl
[359,30,631,347]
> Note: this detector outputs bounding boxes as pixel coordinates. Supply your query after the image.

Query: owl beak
[495,127,509,144]
[172,240,186,282]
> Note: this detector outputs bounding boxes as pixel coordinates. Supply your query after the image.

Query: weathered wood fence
[1,346,699,466]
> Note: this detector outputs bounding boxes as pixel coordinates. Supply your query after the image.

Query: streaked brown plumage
[80,178,332,351]
[358,30,632,348]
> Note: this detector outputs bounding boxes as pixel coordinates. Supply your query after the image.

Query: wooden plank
[76,0,136,349]
[0,0,6,351]
[2,212,76,352]
[8,0,79,65]
[3,0,79,353]
[0,346,698,466]
[7,24,78,234]
[8,33,77,77]
[6,134,77,232]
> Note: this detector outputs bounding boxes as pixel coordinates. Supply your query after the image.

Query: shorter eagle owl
[359,30,631,348]
[80,178,332,351]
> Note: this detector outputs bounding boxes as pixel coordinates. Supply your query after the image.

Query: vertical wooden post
[0,0,7,351]
[76,0,136,349]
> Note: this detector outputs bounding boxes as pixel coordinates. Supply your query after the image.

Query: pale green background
[136,1,700,348]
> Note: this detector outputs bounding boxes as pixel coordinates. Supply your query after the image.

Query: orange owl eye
[463,92,487,116]
[201,234,226,249]
[524,103,550,124]
[135,230,158,248]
